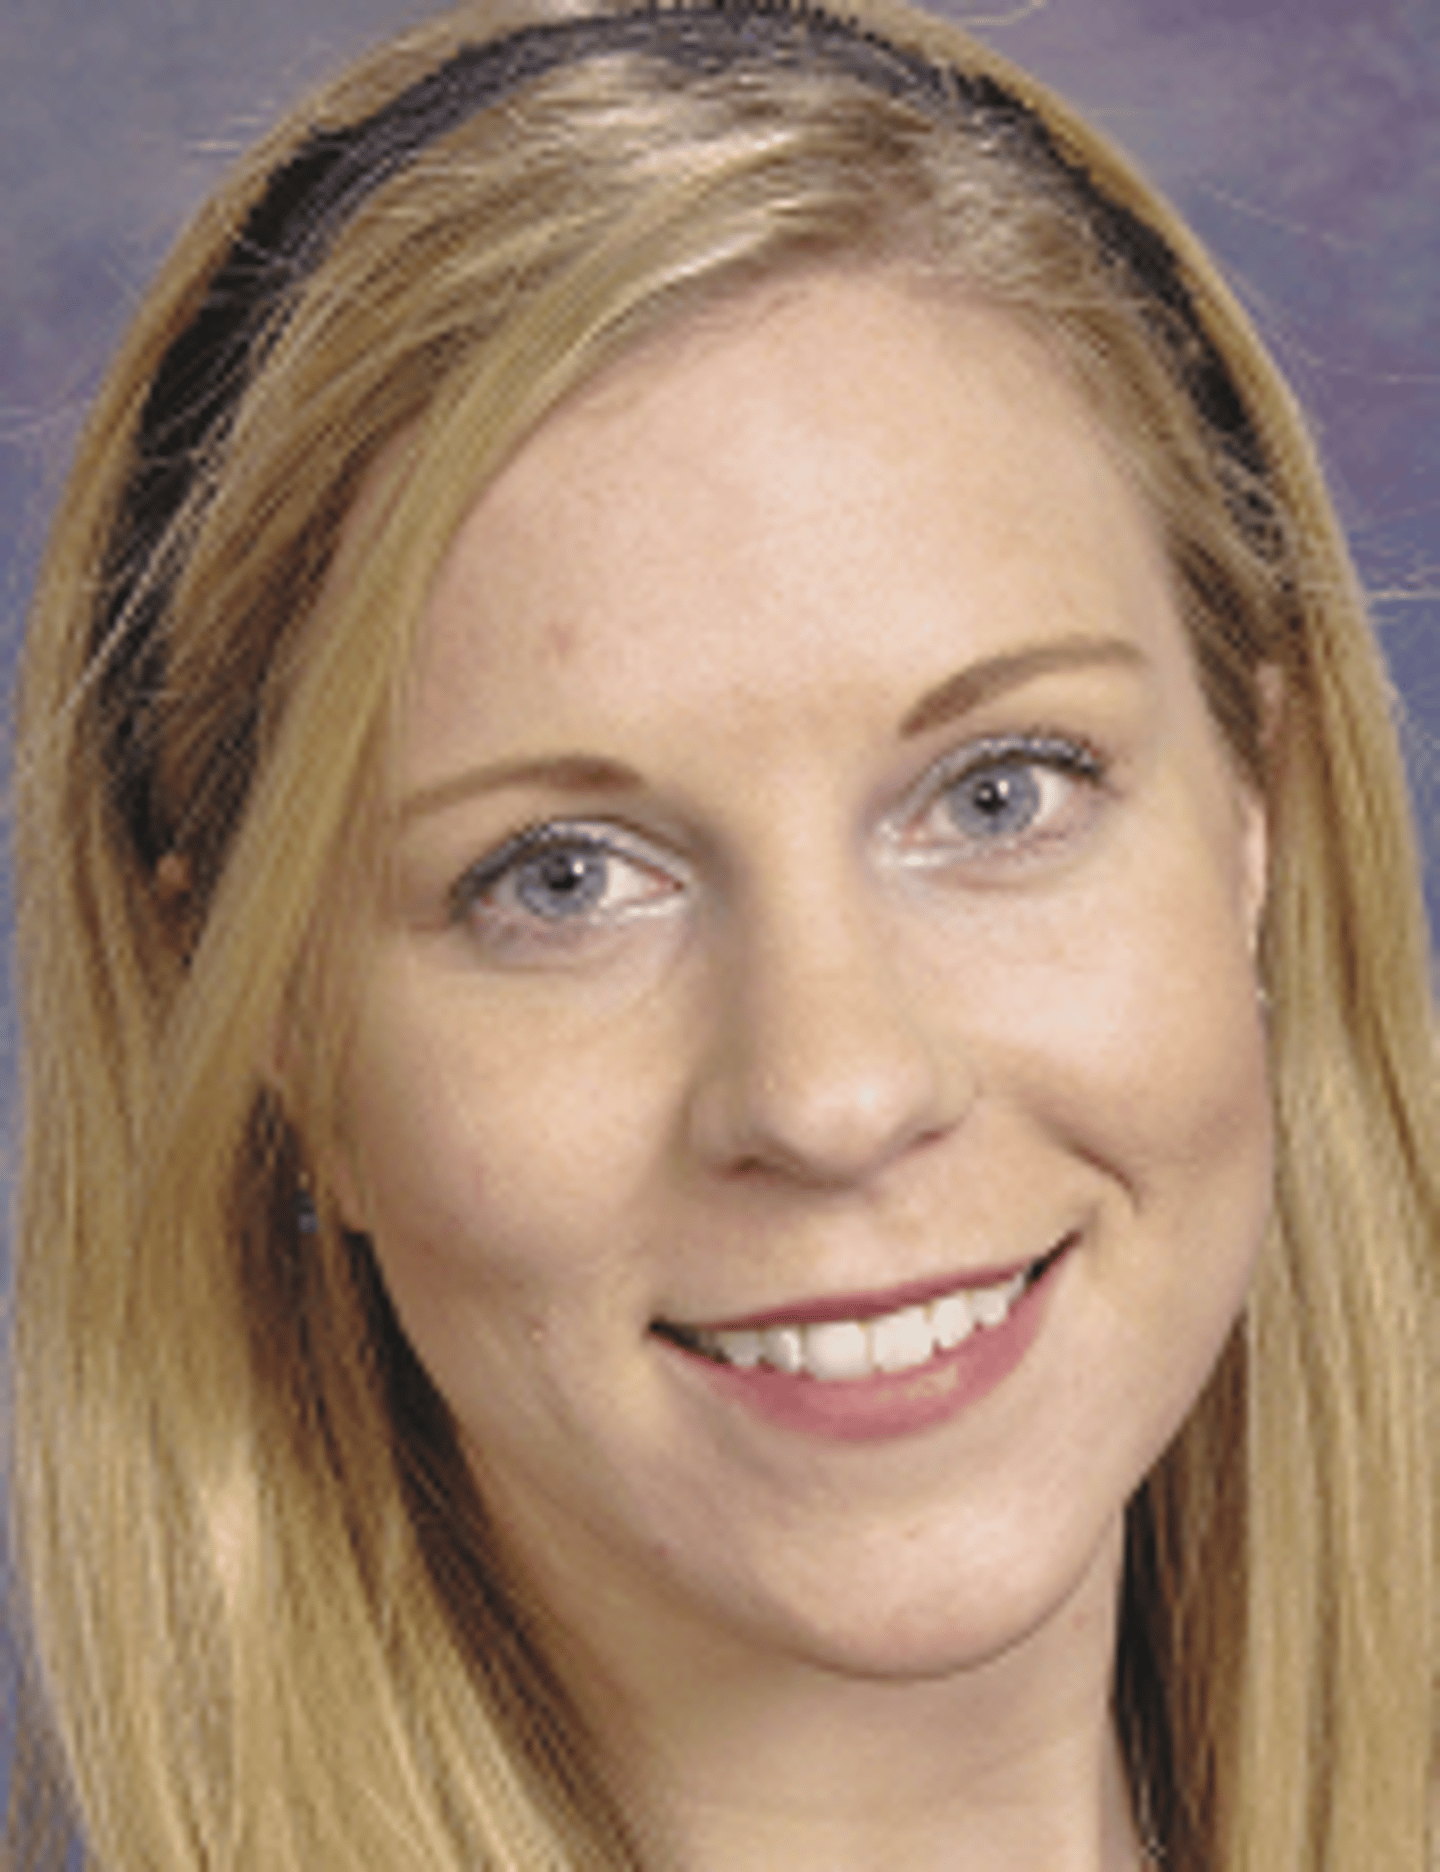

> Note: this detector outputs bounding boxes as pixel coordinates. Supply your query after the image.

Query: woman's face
[335,275,1272,1686]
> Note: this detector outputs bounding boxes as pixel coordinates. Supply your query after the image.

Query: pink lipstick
[655,1237,1069,1442]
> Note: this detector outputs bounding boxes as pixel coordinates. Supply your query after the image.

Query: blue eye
[510,843,612,921]
[901,733,1105,869]
[943,762,1045,841]
[450,822,684,952]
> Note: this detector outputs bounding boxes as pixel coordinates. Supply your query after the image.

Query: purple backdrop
[0,0,1436,1821]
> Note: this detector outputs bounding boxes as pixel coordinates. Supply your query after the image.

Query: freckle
[542,618,579,664]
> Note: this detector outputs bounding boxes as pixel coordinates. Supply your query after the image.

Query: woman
[9,0,1437,1866]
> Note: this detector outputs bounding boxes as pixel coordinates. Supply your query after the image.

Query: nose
[685,874,973,1188]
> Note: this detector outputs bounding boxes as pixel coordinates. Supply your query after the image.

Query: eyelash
[447,731,1108,951]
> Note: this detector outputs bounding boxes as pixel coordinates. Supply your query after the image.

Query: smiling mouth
[655,1241,1069,1385]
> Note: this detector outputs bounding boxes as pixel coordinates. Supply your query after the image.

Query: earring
[296,1183,319,1234]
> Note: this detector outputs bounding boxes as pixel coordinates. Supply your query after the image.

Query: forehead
[402,274,1181,774]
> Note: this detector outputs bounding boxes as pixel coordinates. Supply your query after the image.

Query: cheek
[1052,920,1268,1179]
[1005,772,1266,1135]
[1055,863,1272,1396]
[953,810,1273,1302]
[968,880,1271,1502]
[335,967,676,1341]
[333,1027,577,1449]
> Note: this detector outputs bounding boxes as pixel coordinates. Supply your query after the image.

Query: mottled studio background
[1,0,1437,1792]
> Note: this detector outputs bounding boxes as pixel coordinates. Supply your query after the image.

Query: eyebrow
[398,751,642,824]
[397,634,1146,824]
[899,634,1146,738]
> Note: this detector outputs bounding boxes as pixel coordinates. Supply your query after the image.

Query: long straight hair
[9,1,1437,1865]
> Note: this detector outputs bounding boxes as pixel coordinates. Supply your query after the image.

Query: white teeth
[705,1267,1032,1380]
[930,1290,975,1350]
[761,1324,805,1374]
[969,1273,1026,1329]
[870,1305,933,1374]
[717,1327,763,1368]
[804,1319,871,1383]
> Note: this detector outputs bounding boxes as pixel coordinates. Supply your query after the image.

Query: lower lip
[667,1253,1062,1444]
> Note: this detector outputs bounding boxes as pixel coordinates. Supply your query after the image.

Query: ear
[1255,662,1285,759]
[324,1141,370,1236]
[1238,780,1269,959]
[154,850,191,904]
[152,849,202,959]
[1241,663,1284,954]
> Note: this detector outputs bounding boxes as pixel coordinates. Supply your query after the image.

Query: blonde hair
[9,1,1437,1866]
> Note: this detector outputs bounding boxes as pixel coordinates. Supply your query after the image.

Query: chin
[671,1484,1133,1692]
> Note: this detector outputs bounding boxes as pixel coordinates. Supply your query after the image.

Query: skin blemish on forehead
[541,614,584,666]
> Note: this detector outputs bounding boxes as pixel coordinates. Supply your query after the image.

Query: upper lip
[669,1239,1071,1335]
